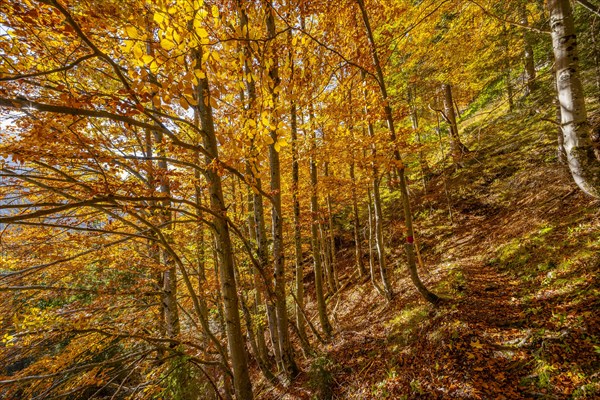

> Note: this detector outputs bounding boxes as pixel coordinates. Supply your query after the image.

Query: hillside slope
[258,103,600,399]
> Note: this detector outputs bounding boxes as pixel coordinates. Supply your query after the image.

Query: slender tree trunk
[245,184,270,367]
[319,221,335,294]
[592,18,600,102]
[357,0,440,305]
[287,29,311,353]
[323,160,339,290]
[195,46,253,399]
[144,32,180,343]
[502,25,515,111]
[547,0,600,197]
[290,99,310,349]
[264,1,298,378]
[442,83,469,164]
[367,186,385,297]
[350,161,366,277]
[362,71,392,300]
[408,85,431,188]
[326,193,339,289]
[309,108,333,337]
[520,4,537,95]
[153,130,180,341]
[237,2,279,376]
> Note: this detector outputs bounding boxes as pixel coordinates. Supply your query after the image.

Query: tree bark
[547,0,600,197]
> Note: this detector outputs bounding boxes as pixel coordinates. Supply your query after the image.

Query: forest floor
[256,102,600,399]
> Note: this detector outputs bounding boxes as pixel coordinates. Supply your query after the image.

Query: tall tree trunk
[290,99,310,349]
[520,4,537,95]
[502,25,515,111]
[264,1,298,378]
[211,240,234,400]
[547,0,600,197]
[285,30,311,354]
[153,127,179,342]
[195,46,253,399]
[319,221,335,294]
[592,18,600,102]
[309,108,333,337]
[408,85,431,188]
[326,196,339,289]
[237,0,275,375]
[362,71,392,300]
[357,0,440,305]
[324,161,339,290]
[245,184,270,368]
[350,161,366,278]
[144,31,180,343]
[442,83,469,164]
[367,186,385,297]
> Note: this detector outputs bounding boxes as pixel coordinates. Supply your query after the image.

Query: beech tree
[547,0,600,198]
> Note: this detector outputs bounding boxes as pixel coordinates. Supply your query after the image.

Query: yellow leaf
[274,138,287,152]
[194,69,205,79]
[211,5,219,18]
[153,12,165,25]
[142,55,153,64]
[125,26,138,39]
[160,38,175,51]
[196,27,208,38]
[470,340,483,349]
[133,45,143,60]
[149,61,159,74]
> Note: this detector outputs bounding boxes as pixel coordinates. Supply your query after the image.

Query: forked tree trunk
[547,0,600,197]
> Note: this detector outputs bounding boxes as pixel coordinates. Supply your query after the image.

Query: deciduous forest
[1,0,599,398]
